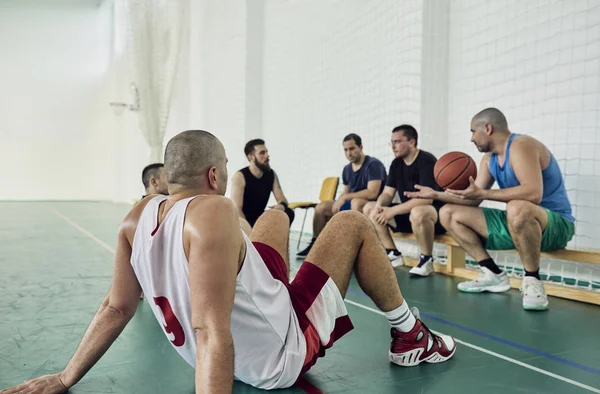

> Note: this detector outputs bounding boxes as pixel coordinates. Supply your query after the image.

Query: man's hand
[404,184,438,199]
[445,177,483,200]
[374,206,394,226]
[332,197,347,214]
[0,373,68,394]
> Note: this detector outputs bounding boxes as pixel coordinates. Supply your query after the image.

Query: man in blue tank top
[405,108,575,311]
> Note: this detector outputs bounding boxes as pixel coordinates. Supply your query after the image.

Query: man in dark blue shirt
[297,133,386,257]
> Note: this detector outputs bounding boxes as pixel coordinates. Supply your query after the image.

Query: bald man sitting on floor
[1,130,456,394]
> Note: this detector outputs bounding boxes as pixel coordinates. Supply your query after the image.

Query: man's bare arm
[186,197,242,394]
[375,186,396,207]
[272,172,288,205]
[230,171,246,218]
[406,154,495,206]
[60,220,142,387]
[479,139,543,204]
[0,208,145,394]
[342,180,382,201]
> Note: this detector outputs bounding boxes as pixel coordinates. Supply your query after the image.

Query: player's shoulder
[512,134,541,150]
[186,195,238,223]
[418,149,437,164]
[188,194,236,212]
[232,170,247,186]
[121,194,162,242]
[366,155,384,166]
[511,134,547,158]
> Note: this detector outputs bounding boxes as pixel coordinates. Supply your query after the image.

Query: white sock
[385,301,416,333]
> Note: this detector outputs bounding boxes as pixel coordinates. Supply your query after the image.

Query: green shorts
[482,207,575,252]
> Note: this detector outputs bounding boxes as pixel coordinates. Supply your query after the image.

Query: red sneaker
[389,308,456,366]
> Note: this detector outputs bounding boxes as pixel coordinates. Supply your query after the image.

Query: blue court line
[345,288,600,376]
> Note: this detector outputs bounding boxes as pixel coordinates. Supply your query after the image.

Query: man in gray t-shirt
[296,133,387,257]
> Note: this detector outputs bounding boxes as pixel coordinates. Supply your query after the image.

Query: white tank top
[130,196,306,389]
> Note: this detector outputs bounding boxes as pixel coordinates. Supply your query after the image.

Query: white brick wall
[261,0,424,233]
[447,0,600,249]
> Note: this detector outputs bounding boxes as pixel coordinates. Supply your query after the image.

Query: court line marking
[54,210,116,254]
[344,299,600,393]
[345,288,600,376]
[55,211,600,393]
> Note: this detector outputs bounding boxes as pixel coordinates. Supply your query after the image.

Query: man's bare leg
[297,200,334,258]
[364,202,396,250]
[306,210,401,309]
[350,198,369,212]
[251,210,290,275]
[439,205,489,261]
[440,204,510,293]
[409,205,438,256]
[239,217,252,237]
[304,211,456,365]
[407,205,439,276]
[313,200,334,238]
[506,200,551,310]
[506,200,548,273]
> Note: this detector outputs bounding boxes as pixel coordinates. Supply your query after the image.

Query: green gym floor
[1,202,600,393]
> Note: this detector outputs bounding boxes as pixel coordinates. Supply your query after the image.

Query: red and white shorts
[253,242,354,377]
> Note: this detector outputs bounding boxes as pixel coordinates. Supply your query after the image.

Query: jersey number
[153,296,186,347]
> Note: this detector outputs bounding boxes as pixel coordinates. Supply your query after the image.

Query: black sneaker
[296,238,316,258]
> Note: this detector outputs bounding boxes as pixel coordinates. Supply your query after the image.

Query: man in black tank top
[231,139,295,228]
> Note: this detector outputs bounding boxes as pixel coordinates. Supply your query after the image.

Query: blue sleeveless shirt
[488,133,574,223]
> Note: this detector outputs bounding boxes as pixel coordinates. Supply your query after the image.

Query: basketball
[434,152,477,190]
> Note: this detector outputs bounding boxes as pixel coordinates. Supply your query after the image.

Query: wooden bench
[391,232,600,306]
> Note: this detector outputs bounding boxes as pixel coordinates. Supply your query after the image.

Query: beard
[255,160,271,172]
[475,143,490,153]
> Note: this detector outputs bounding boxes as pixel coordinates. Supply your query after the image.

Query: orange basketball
[434,152,477,190]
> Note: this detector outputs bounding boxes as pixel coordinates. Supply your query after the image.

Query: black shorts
[387,203,446,235]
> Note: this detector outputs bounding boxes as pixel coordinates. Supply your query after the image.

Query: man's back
[130,195,306,389]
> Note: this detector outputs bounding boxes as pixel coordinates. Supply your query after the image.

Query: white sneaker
[387,250,404,267]
[521,276,549,310]
[409,257,434,277]
[457,267,511,293]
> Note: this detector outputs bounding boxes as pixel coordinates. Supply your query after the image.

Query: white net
[261,0,600,292]
[119,0,187,162]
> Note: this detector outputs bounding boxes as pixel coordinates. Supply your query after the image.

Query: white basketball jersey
[130,196,306,389]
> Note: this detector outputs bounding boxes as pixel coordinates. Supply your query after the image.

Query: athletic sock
[417,254,432,267]
[525,269,541,280]
[385,301,416,333]
[478,258,503,275]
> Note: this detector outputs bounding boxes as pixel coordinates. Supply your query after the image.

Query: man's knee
[328,210,371,233]
[506,200,538,231]
[350,198,367,211]
[260,208,290,226]
[409,205,436,226]
[363,201,376,217]
[439,204,457,228]
[239,217,252,236]
[315,201,330,217]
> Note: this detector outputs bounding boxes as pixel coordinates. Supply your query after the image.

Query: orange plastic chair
[288,177,339,250]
